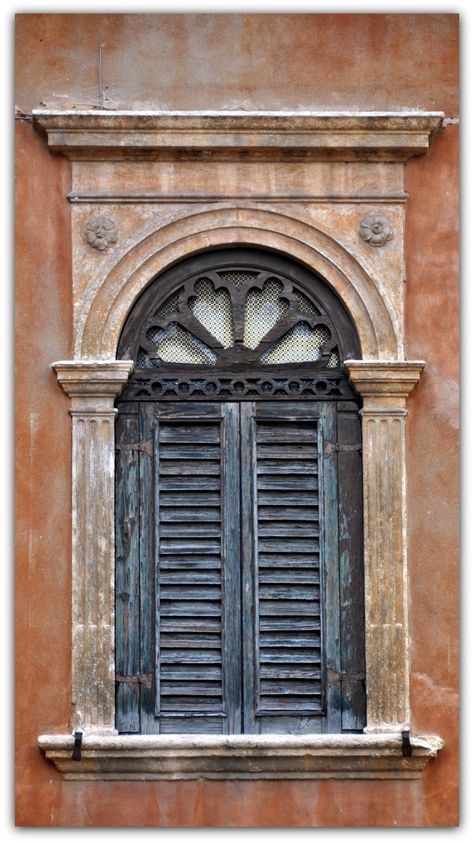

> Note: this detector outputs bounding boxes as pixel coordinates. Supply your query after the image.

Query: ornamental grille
[219,270,258,289]
[262,323,333,365]
[244,279,289,350]
[191,278,235,348]
[147,323,218,365]
[123,258,351,383]
[155,287,184,319]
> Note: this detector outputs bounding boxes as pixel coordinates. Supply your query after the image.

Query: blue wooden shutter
[241,401,328,734]
[115,399,364,735]
[154,402,242,734]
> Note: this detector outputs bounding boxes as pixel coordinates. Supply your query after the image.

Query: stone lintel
[37,732,443,781]
[32,110,444,162]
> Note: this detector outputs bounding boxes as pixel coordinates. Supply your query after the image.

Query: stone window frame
[33,111,444,779]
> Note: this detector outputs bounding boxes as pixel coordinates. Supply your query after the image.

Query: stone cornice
[38,732,443,780]
[32,110,444,162]
[344,360,425,399]
[53,360,134,398]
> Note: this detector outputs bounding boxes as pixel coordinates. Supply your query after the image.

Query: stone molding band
[38,732,443,781]
[32,110,444,162]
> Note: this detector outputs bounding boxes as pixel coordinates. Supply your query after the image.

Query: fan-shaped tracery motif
[136,270,339,369]
[119,250,361,401]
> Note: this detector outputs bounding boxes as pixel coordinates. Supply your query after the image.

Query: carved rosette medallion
[84,213,118,252]
[359,214,393,247]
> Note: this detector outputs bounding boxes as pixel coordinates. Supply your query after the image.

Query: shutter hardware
[115,673,153,689]
[116,440,153,456]
[324,442,362,456]
[71,730,83,761]
[326,669,365,684]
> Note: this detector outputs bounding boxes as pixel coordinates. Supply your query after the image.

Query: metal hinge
[324,442,362,456]
[116,440,153,456]
[115,673,153,689]
[326,669,365,684]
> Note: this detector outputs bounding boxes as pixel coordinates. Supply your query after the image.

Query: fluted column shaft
[54,361,133,734]
[345,361,424,732]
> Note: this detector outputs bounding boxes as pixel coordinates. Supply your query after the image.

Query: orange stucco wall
[15,13,459,827]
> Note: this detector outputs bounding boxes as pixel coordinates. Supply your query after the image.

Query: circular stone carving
[359,214,393,247]
[84,214,118,252]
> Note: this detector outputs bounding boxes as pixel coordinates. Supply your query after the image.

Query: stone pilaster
[53,361,134,734]
[344,361,424,733]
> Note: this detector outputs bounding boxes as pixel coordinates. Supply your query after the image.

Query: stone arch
[76,206,400,360]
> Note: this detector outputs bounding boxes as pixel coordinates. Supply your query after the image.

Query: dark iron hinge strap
[116,440,153,456]
[115,673,153,689]
[326,669,365,684]
[324,442,362,455]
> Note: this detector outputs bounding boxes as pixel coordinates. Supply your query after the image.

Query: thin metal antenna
[98,44,105,108]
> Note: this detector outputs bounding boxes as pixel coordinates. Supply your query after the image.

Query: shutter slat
[160,571,222,585]
[258,505,318,520]
[258,522,319,537]
[159,476,221,491]
[159,425,221,443]
[159,445,220,460]
[257,476,318,491]
[258,491,318,505]
[257,444,317,459]
[259,586,320,600]
[160,492,221,507]
[256,424,318,442]
[258,539,319,553]
[160,460,220,476]
[258,570,320,584]
[161,507,221,522]
[257,460,318,474]
[160,523,222,537]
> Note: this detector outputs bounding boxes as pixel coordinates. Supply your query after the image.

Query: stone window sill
[38,732,443,780]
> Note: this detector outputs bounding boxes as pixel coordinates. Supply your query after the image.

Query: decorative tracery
[135,269,340,369]
[118,250,361,401]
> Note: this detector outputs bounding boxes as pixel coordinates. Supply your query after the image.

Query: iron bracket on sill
[401,730,413,757]
[71,731,83,761]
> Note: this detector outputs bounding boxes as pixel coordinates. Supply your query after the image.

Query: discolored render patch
[15,14,459,114]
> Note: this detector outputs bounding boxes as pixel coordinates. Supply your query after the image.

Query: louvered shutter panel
[154,402,241,734]
[241,401,330,734]
[115,399,364,735]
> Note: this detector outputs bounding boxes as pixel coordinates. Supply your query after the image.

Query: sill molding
[38,732,443,781]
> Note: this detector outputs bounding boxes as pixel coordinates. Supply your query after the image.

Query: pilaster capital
[344,360,425,410]
[53,360,134,408]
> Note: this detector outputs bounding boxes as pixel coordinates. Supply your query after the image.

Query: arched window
[115,248,365,735]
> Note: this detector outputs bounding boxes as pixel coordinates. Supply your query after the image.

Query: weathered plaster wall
[15,13,459,827]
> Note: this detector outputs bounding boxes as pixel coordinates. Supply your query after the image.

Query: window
[115,248,365,736]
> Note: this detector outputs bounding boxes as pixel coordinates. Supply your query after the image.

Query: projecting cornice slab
[32,110,444,162]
